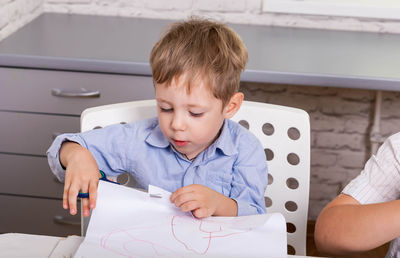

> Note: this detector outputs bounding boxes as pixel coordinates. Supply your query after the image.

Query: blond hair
[150,18,248,106]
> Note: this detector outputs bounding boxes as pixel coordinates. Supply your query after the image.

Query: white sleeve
[342,132,400,204]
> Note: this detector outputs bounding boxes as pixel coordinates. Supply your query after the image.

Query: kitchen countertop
[1,13,400,91]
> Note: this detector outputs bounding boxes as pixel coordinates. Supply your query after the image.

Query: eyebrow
[156,98,171,104]
[156,98,206,109]
[187,104,206,109]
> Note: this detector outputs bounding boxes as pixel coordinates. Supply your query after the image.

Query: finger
[79,184,91,217]
[192,208,210,218]
[88,179,98,210]
[81,198,90,217]
[63,181,70,210]
[68,186,80,215]
[170,185,194,202]
[174,192,197,207]
[62,173,72,209]
[179,200,200,213]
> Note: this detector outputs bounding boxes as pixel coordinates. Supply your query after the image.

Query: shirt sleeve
[342,132,400,204]
[230,134,268,216]
[46,123,134,182]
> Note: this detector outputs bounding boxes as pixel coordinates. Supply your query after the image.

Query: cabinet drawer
[0,194,80,236]
[0,154,63,198]
[0,111,79,155]
[0,67,154,115]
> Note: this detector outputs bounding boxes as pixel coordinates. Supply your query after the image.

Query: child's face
[155,74,232,160]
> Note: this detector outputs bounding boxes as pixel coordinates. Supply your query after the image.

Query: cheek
[157,115,169,132]
[192,121,221,141]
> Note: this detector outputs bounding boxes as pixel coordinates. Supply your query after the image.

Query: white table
[0,233,82,258]
[0,233,320,257]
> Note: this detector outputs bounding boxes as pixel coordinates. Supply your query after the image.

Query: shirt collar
[145,123,170,148]
[204,119,238,158]
[145,119,238,157]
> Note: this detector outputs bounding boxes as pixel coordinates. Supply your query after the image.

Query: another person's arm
[315,132,400,255]
[315,193,400,255]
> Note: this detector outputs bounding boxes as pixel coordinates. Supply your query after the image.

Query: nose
[171,112,186,131]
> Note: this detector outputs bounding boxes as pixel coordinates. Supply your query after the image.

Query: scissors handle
[78,192,89,198]
[78,170,119,198]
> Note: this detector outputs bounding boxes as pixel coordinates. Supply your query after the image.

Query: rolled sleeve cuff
[342,176,386,204]
[233,198,266,216]
[46,134,86,183]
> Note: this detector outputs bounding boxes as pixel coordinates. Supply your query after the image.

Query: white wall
[2,0,400,41]
[43,0,400,33]
[1,0,400,220]
[0,0,43,41]
[240,83,400,219]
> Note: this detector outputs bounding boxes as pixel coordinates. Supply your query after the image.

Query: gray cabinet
[0,67,154,236]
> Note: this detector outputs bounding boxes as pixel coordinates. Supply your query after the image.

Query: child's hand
[60,142,101,217]
[170,184,238,218]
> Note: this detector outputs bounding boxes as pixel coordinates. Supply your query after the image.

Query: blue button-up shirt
[47,117,268,216]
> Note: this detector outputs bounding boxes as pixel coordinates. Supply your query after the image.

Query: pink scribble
[99,215,251,257]
[171,215,251,255]
[100,225,182,258]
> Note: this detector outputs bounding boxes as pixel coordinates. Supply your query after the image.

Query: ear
[223,92,244,119]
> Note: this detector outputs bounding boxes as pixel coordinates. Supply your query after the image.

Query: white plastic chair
[80,99,310,256]
[231,101,310,256]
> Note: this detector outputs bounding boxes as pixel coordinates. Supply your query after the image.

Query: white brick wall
[2,0,400,40]
[0,0,43,41]
[42,0,400,34]
[1,0,400,220]
[2,0,400,41]
[240,82,400,219]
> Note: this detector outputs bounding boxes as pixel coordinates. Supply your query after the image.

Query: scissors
[77,170,119,198]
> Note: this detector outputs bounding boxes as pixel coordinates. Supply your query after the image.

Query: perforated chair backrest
[81,100,158,132]
[80,99,310,256]
[230,101,310,256]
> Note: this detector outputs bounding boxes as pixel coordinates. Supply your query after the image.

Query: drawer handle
[51,88,100,98]
[53,215,81,226]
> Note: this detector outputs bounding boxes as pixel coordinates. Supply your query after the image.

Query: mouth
[173,139,189,147]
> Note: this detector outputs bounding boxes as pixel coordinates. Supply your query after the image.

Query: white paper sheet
[74,181,287,257]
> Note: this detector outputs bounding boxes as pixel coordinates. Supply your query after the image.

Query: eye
[190,112,203,117]
[160,107,173,113]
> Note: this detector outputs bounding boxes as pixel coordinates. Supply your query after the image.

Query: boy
[314,132,400,257]
[47,18,268,220]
